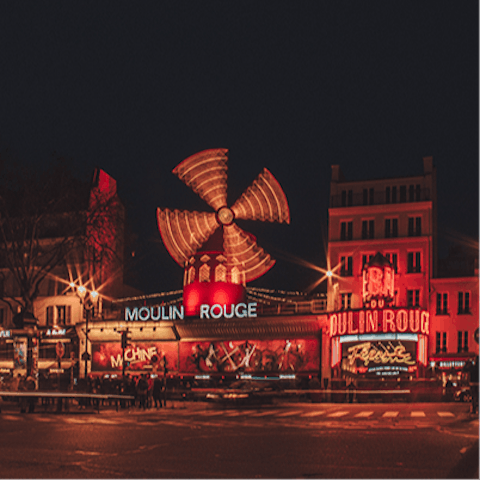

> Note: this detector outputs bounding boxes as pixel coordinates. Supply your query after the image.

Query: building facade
[324,158,478,387]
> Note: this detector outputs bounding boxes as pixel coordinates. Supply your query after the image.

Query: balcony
[330,188,431,208]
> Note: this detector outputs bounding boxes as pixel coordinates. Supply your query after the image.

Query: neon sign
[329,308,429,337]
[347,341,416,367]
[124,302,258,321]
[199,303,257,319]
[125,305,184,321]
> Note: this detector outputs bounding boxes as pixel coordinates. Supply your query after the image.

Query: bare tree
[0,155,125,326]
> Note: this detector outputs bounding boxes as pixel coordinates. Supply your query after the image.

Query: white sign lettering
[124,302,258,321]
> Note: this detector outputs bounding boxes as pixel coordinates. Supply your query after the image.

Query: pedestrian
[153,376,163,408]
[147,375,154,409]
[136,374,148,410]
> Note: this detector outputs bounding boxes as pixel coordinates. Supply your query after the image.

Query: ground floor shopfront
[77,314,326,389]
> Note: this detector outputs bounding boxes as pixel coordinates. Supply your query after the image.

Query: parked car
[454,386,472,403]
[205,380,282,406]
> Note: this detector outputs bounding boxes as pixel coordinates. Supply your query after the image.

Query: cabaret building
[79,152,479,390]
[325,157,478,386]
[1,151,477,392]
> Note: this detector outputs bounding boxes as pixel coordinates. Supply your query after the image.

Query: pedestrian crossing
[0,407,464,425]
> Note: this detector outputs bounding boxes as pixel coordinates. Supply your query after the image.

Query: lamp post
[71,284,99,379]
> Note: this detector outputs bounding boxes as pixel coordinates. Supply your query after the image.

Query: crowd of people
[79,373,167,409]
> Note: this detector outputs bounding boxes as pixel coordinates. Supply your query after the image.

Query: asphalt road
[0,401,478,478]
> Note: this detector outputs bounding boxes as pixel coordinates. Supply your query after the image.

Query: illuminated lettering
[211,304,223,319]
[161,306,169,320]
[150,307,161,321]
[366,311,378,333]
[138,307,150,321]
[125,307,138,321]
[200,304,210,319]
[421,311,430,334]
[347,311,357,334]
[111,354,123,368]
[383,309,396,333]
[235,303,247,318]
[248,303,257,318]
[338,313,347,335]
[172,305,184,320]
[347,341,416,367]
[396,309,408,332]
[330,314,338,336]
[358,311,365,334]
[223,304,235,318]
[409,310,420,332]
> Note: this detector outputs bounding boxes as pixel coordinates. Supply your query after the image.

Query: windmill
[157,149,290,316]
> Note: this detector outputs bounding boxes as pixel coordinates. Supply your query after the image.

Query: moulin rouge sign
[124,302,258,322]
[329,307,430,337]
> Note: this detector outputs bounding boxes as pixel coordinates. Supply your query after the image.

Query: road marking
[328,411,349,417]
[277,410,303,417]
[411,411,426,417]
[202,410,225,416]
[382,411,399,417]
[302,411,326,417]
[437,411,455,417]
[249,410,281,417]
[0,414,23,421]
[355,411,374,417]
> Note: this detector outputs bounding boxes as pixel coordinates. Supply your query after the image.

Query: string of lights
[111,290,183,303]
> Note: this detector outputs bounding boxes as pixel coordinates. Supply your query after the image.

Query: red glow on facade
[183,282,246,317]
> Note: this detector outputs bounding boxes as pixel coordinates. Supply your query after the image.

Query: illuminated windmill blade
[172,148,229,211]
[231,168,290,224]
[223,223,275,283]
[156,208,219,266]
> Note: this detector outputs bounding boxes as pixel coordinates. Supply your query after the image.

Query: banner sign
[179,338,320,374]
[92,342,178,372]
[329,308,429,337]
[342,339,417,376]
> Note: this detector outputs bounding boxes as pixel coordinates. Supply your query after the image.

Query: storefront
[329,307,429,381]
[83,311,323,386]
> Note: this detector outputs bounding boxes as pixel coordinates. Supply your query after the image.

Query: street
[0,401,478,478]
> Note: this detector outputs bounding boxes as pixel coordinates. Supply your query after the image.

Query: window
[385,186,399,204]
[340,256,353,277]
[341,190,353,207]
[457,331,469,353]
[385,252,398,272]
[436,293,448,315]
[385,218,398,238]
[407,289,420,307]
[363,188,374,205]
[341,293,352,310]
[361,220,374,239]
[458,291,470,314]
[362,254,374,270]
[0,308,4,326]
[407,251,421,273]
[187,266,195,284]
[400,185,407,202]
[408,217,422,236]
[409,185,415,202]
[215,264,227,282]
[340,221,353,240]
[46,306,54,326]
[47,279,56,296]
[199,264,210,282]
[56,305,71,325]
[436,332,447,353]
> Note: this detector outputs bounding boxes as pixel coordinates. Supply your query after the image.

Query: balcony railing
[330,188,431,208]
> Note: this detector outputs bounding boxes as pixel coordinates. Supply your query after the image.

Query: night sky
[0,2,477,295]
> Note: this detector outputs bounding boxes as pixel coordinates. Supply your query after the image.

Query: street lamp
[70,283,99,379]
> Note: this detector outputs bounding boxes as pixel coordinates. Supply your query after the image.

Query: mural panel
[180,338,319,374]
[92,342,178,372]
